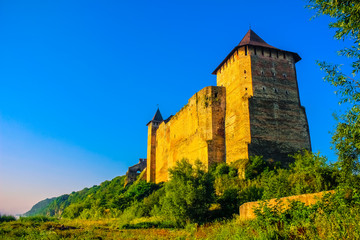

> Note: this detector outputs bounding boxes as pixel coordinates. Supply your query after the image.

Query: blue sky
[0,0,350,215]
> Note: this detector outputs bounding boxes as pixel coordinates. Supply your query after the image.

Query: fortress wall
[154,86,225,183]
[248,48,311,163]
[216,46,253,164]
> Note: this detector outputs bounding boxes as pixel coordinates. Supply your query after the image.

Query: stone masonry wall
[239,191,334,221]
[216,46,253,164]
[248,46,311,164]
[152,86,226,183]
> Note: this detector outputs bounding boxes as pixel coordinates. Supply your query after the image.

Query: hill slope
[23,197,56,216]
[24,175,159,219]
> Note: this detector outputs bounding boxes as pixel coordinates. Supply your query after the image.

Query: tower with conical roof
[145,30,311,183]
[146,108,163,182]
[213,29,311,165]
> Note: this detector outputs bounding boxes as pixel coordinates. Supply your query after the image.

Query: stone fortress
[127,30,311,184]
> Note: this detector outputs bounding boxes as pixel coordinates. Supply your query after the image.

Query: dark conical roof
[152,108,163,122]
[238,29,277,49]
[146,108,163,126]
[212,30,301,75]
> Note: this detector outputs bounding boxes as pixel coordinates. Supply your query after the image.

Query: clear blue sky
[0,0,350,215]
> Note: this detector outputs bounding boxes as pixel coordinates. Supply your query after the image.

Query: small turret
[146,108,163,127]
[146,108,163,182]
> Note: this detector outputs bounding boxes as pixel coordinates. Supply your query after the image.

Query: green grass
[1,209,360,240]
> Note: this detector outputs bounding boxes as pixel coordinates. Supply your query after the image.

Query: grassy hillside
[24,175,159,219]
[23,197,56,216]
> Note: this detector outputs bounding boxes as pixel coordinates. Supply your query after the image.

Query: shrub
[141,186,165,217]
[245,156,274,180]
[0,214,16,223]
[126,180,160,202]
[290,150,338,194]
[161,159,215,226]
[19,215,57,222]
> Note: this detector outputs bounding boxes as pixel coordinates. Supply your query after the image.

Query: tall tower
[213,30,311,164]
[146,108,163,182]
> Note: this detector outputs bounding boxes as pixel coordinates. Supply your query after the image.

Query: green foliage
[260,150,339,199]
[212,162,238,178]
[290,151,338,194]
[250,189,360,239]
[125,181,160,202]
[0,214,16,223]
[24,152,338,228]
[213,163,239,195]
[212,163,243,218]
[19,216,57,223]
[25,175,161,220]
[140,186,165,217]
[161,159,215,226]
[308,0,360,189]
[238,184,263,204]
[23,197,56,216]
[307,0,360,43]
[260,169,292,199]
[216,188,240,218]
[121,221,175,229]
[332,106,360,187]
[245,155,277,180]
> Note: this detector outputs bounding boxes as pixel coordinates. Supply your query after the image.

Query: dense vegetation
[21,150,339,227]
[1,151,358,239]
[24,175,160,220]
[23,197,56,216]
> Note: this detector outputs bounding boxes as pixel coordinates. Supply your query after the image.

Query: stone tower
[213,29,311,164]
[146,109,163,182]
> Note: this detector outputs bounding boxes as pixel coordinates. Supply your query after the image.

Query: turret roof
[146,108,163,126]
[238,29,277,49]
[212,30,301,75]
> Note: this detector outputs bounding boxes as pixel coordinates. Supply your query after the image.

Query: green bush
[250,189,360,239]
[245,155,276,180]
[125,180,160,202]
[140,186,165,217]
[19,215,57,222]
[161,159,215,226]
[290,150,338,195]
[260,151,339,200]
[0,214,16,223]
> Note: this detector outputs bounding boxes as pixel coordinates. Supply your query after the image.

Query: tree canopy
[307,0,360,187]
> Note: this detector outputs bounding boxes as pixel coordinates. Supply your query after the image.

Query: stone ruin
[125,158,147,185]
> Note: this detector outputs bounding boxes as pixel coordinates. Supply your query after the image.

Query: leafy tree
[125,180,159,202]
[245,155,278,180]
[261,169,292,199]
[212,163,241,218]
[0,214,16,223]
[307,0,360,188]
[161,159,215,226]
[289,150,338,194]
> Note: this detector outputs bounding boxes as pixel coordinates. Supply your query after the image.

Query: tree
[307,0,360,188]
[290,150,338,194]
[161,159,215,226]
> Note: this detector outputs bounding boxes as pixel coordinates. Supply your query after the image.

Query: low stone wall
[239,191,334,221]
